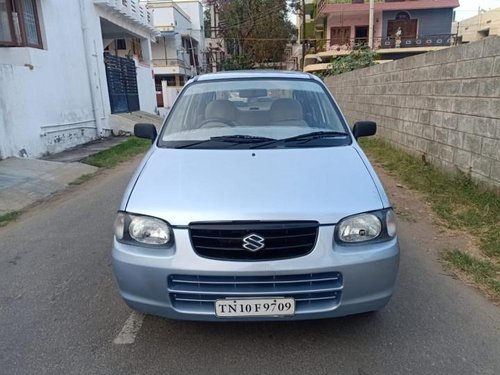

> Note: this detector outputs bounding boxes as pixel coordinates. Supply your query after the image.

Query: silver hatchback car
[113,71,399,321]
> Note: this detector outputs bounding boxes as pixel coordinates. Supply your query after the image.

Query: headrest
[205,100,238,122]
[270,99,303,122]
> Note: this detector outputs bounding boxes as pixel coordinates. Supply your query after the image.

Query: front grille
[189,221,319,260]
[168,272,343,314]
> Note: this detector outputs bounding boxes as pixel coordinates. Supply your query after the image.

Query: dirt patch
[373,163,499,303]
[374,163,480,257]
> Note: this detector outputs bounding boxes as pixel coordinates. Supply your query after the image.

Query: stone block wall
[324,36,500,191]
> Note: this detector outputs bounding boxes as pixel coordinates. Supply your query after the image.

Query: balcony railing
[152,58,187,68]
[318,0,384,8]
[319,0,392,5]
[307,34,457,53]
[94,0,155,29]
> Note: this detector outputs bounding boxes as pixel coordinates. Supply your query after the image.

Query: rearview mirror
[134,123,157,143]
[352,121,377,140]
[239,89,267,98]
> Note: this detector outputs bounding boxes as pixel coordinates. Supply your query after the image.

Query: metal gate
[104,53,140,114]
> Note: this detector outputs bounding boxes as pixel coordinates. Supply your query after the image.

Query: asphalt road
[0,159,499,375]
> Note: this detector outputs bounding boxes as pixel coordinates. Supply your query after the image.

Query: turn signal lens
[386,209,397,238]
[114,213,126,240]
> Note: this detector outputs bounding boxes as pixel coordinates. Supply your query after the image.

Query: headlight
[336,209,396,244]
[114,212,173,247]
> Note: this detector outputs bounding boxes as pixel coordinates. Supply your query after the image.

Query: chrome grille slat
[170,276,339,285]
[168,272,343,314]
[191,233,316,240]
[168,287,342,296]
[194,242,314,251]
[174,295,339,303]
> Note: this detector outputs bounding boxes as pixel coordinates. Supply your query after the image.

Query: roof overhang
[320,0,460,14]
[95,0,160,40]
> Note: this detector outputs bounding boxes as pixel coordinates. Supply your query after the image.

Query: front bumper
[112,226,399,321]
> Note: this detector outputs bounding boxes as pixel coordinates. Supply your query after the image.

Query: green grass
[0,211,20,227]
[359,138,500,297]
[83,137,151,168]
[360,138,500,257]
[69,173,96,186]
[444,249,500,299]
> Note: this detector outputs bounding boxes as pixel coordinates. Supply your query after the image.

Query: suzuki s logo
[242,234,265,252]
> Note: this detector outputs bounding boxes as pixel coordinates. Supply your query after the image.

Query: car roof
[195,70,317,82]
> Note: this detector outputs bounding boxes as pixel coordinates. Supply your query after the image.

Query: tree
[204,8,211,38]
[213,0,296,69]
[321,45,378,78]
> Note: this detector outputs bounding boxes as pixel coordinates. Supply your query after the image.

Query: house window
[155,76,163,92]
[388,13,417,39]
[395,12,411,20]
[330,26,351,46]
[166,76,176,87]
[116,39,127,50]
[0,0,42,48]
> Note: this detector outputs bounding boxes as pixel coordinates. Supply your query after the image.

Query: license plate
[215,298,295,317]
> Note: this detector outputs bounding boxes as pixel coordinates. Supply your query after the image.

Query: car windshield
[158,78,351,149]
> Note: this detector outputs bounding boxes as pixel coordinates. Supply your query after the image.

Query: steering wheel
[198,119,236,128]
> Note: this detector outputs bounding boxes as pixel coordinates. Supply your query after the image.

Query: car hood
[125,146,384,225]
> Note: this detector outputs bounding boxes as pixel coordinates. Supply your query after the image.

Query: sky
[455,0,500,21]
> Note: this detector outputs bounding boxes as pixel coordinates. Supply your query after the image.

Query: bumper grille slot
[168,272,343,314]
[189,221,319,260]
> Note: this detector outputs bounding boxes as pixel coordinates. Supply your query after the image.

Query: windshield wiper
[250,131,349,149]
[169,135,277,149]
[210,135,277,143]
[281,131,349,142]
[172,132,347,149]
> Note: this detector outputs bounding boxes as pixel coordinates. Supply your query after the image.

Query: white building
[0,0,158,159]
[452,7,500,43]
[145,0,205,112]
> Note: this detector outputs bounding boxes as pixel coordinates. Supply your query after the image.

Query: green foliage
[204,8,211,38]
[360,138,500,259]
[69,173,96,186]
[83,137,151,168]
[322,45,378,77]
[215,0,296,67]
[444,249,500,299]
[222,54,254,71]
[360,137,500,298]
[0,211,20,227]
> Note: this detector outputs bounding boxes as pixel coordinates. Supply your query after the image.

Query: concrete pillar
[140,37,153,66]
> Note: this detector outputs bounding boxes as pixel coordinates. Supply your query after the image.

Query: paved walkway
[0,111,163,217]
[0,137,127,216]
[0,158,97,216]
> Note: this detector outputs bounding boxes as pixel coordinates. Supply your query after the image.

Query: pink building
[304,0,459,72]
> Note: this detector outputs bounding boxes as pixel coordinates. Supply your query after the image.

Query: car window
[158,78,350,148]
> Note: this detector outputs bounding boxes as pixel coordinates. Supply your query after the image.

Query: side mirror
[352,121,377,140]
[134,123,157,143]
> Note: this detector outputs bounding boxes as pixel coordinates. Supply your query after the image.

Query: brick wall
[325,36,500,191]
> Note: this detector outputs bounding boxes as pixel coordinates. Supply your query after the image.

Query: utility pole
[368,0,374,48]
[301,0,306,71]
